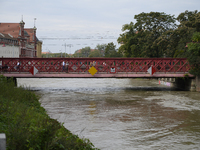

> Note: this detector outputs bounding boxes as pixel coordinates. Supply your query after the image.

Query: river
[17,78,200,150]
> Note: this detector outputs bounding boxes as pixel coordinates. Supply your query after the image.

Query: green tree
[186,32,200,76]
[81,47,91,57]
[117,22,140,57]
[153,29,180,57]
[73,47,91,57]
[174,10,200,57]
[73,49,81,57]
[89,50,101,57]
[95,44,107,56]
[105,42,122,57]
[177,10,200,32]
[134,12,177,57]
[118,12,177,58]
[42,53,69,58]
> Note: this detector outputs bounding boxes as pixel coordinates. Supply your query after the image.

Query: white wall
[0,45,19,58]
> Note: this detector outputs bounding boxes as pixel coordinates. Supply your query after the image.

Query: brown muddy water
[17,78,200,150]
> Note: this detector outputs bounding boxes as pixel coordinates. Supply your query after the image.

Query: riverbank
[0,76,99,150]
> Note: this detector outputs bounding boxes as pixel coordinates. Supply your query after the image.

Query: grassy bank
[0,76,99,150]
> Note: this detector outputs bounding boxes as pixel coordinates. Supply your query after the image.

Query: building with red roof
[0,19,42,58]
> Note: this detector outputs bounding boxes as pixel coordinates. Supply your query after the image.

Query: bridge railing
[0,58,190,74]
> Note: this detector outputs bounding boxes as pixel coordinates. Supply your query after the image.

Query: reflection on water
[18,78,200,150]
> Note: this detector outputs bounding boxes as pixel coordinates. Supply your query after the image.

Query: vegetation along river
[17,78,200,150]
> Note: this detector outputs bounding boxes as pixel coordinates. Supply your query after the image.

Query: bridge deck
[0,58,193,78]
[1,72,194,78]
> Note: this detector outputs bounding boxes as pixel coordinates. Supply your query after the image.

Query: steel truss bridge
[0,58,193,78]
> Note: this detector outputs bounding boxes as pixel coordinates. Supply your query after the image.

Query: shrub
[0,76,99,150]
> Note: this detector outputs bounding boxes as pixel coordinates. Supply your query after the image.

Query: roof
[42,52,50,54]
[0,23,20,38]
[25,28,36,42]
[0,22,38,43]
[0,33,18,40]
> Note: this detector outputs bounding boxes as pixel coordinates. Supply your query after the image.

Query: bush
[0,75,99,150]
[186,32,200,76]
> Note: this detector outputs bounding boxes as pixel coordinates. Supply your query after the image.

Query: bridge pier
[159,77,199,92]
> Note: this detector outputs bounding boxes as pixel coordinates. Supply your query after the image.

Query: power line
[39,36,118,40]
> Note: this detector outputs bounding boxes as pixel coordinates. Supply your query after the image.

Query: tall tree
[186,32,200,76]
[117,22,138,57]
[81,47,91,57]
[174,10,200,57]
[105,42,122,57]
[88,50,101,57]
[73,50,82,57]
[134,12,177,57]
[118,12,177,58]
[177,10,200,32]
[95,44,107,57]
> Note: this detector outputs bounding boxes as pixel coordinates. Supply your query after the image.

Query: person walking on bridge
[17,61,20,71]
[62,61,65,72]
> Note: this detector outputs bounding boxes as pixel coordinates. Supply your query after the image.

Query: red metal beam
[0,58,191,77]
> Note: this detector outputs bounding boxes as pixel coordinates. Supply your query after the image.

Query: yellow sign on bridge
[88,66,97,76]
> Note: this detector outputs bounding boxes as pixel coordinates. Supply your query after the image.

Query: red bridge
[0,58,193,78]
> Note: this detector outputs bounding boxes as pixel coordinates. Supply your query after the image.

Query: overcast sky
[1,0,200,54]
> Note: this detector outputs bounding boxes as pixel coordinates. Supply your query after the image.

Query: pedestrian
[62,61,65,72]
[89,61,93,68]
[17,61,20,71]
[93,61,96,67]
[103,62,106,66]
[65,61,69,73]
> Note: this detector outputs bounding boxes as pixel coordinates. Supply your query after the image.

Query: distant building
[0,19,42,58]
[0,33,19,57]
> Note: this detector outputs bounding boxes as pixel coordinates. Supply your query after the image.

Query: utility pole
[67,44,73,57]
[62,43,67,57]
